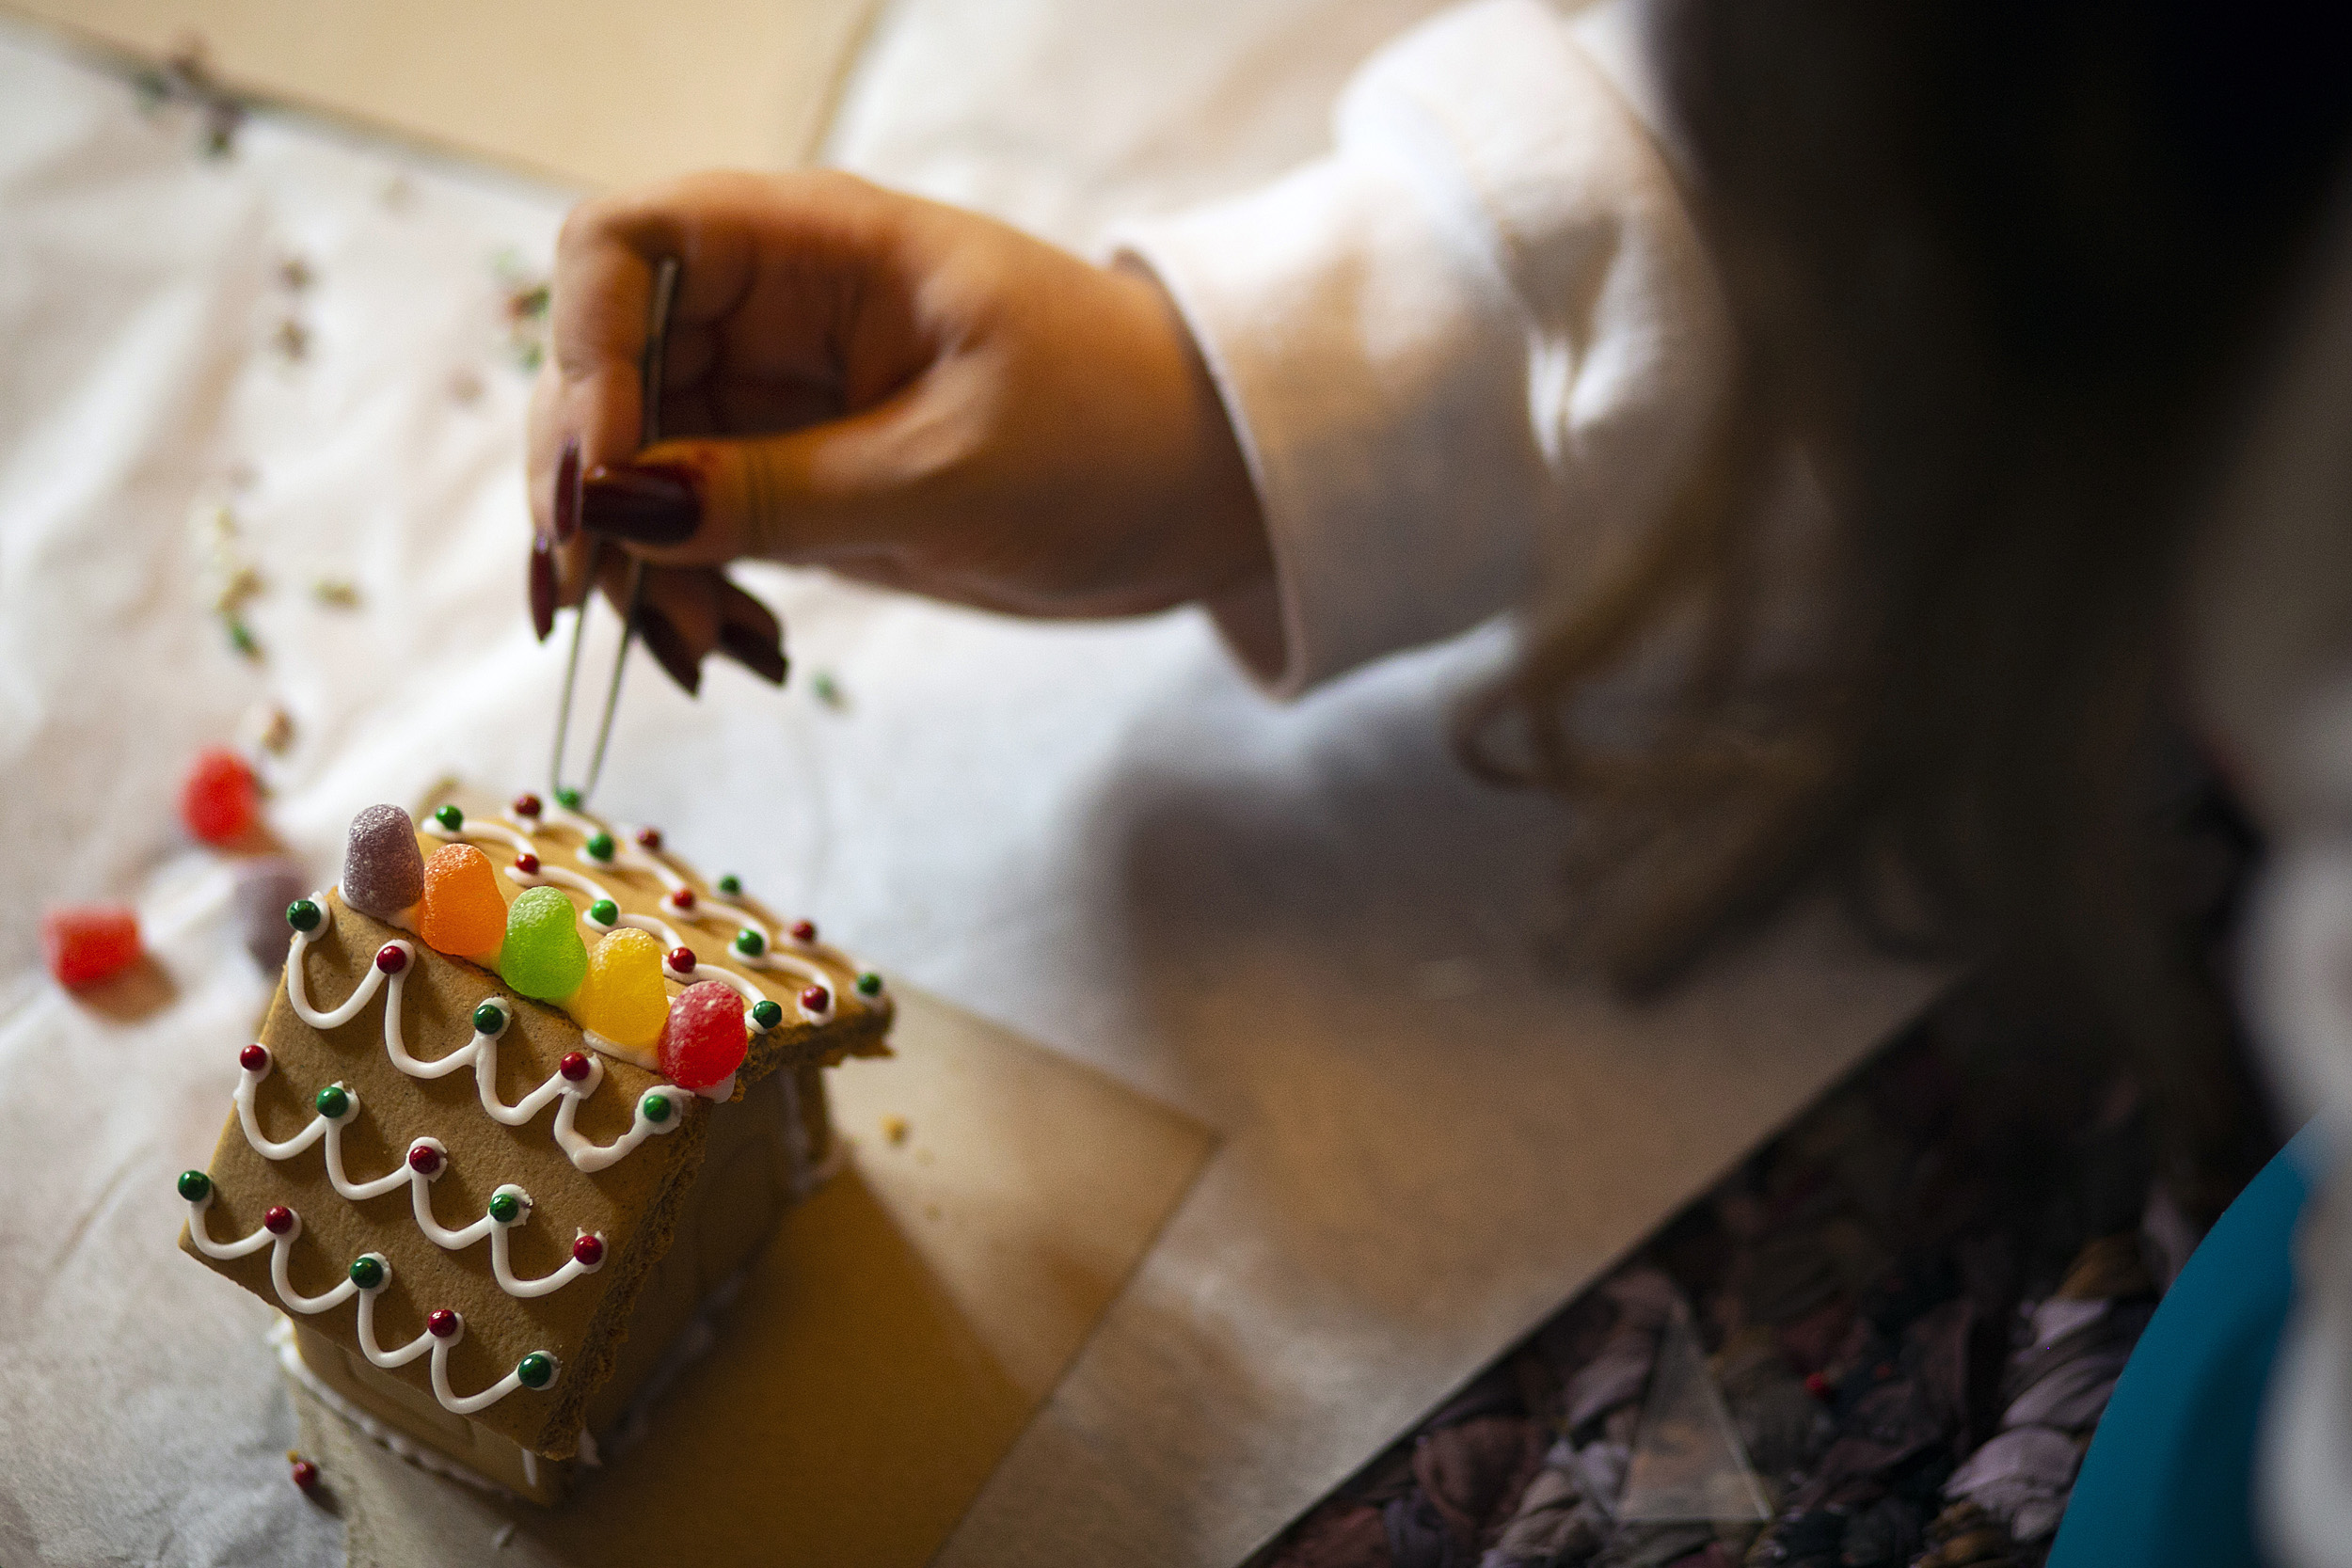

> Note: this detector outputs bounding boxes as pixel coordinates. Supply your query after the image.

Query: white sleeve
[1111,0,1732,697]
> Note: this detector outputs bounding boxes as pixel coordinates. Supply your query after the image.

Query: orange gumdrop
[418,843,508,961]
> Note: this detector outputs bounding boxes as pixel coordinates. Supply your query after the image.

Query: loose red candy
[181,748,261,846]
[290,1456,320,1493]
[659,981,747,1092]
[40,904,141,988]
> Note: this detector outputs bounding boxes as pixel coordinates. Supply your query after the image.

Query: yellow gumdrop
[571,927,669,1050]
[418,843,507,962]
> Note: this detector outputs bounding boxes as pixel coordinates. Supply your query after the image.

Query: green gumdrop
[498,885,588,1001]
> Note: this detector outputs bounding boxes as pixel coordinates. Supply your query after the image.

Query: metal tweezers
[549,253,679,808]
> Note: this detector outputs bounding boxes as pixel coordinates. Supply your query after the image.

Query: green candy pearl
[588,898,620,927]
[734,927,765,958]
[717,874,742,896]
[348,1255,386,1291]
[472,1000,507,1035]
[642,1092,672,1125]
[516,1352,556,1389]
[177,1169,212,1202]
[751,999,784,1031]
[585,832,615,862]
[314,1085,350,1119]
[434,803,464,832]
[286,898,322,933]
[856,972,883,997]
[555,787,581,810]
[487,1191,523,1225]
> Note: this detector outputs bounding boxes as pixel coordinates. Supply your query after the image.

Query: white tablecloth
[0,16,1938,1566]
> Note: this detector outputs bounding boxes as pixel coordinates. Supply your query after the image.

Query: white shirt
[1114,0,1733,697]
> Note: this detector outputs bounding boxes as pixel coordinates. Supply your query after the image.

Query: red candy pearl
[800,986,831,1014]
[665,946,698,976]
[291,1457,320,1493]
[240,1043,270,1073]
[558,1051,592,1082]
[374,943,407,974]
[572,1234,606,1267]
[514,850,540,875]
[263,1205,295,1235]
[659,980,750,1092]
[407,1143,442,1176]
[426,1308,460,1338]
[788,920,817,944]
[667,888,695,911]
[512,792,542,819]
[635,827,662,851]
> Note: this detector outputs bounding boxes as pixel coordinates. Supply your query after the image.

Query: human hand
[526,169,1267,691]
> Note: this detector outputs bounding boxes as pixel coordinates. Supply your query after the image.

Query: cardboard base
[287,985,1216,1567]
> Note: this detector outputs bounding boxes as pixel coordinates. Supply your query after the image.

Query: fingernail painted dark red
[635,605,702,696]
[529,535,556,641]
[717,623,789,686]
[581,462,700,545]
[553,437,581,543]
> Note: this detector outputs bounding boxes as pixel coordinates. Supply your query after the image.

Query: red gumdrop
[658,981,747,1092]
[41,905,142,988]
[181,748,261,845]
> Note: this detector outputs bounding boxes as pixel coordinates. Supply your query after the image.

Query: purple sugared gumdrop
[233,858,310,970]
[342,804,424,918]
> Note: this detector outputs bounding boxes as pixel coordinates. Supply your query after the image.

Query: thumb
[577,391,961,570]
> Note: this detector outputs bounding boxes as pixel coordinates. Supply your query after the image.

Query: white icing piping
[555,1084,689,1173]
[268,1318,519,1500]
[284,910,688,1175]
[580,1028,657,1072]
[189,1200,562,1416]
[507,858,613,908]
[597,908,688,952]
[424,817,536,856]
[233,1052,600,1295]
[503,802,884,1019]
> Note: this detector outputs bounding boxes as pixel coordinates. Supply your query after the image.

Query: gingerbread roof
[179,786,890,1457]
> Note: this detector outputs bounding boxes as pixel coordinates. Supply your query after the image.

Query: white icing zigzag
[284,915,688,1174]
[184,1191,560,1416]
[233,1050,604,1297]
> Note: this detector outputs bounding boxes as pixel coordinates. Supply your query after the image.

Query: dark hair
[1464,0,2352,1216]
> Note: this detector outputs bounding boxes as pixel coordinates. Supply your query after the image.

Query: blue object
[2048,1121,2324,1567]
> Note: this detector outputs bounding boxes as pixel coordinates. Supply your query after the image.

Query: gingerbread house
[178,784,891,1502]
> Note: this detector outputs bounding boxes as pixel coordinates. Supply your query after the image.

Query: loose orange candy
[417,843,507,962]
